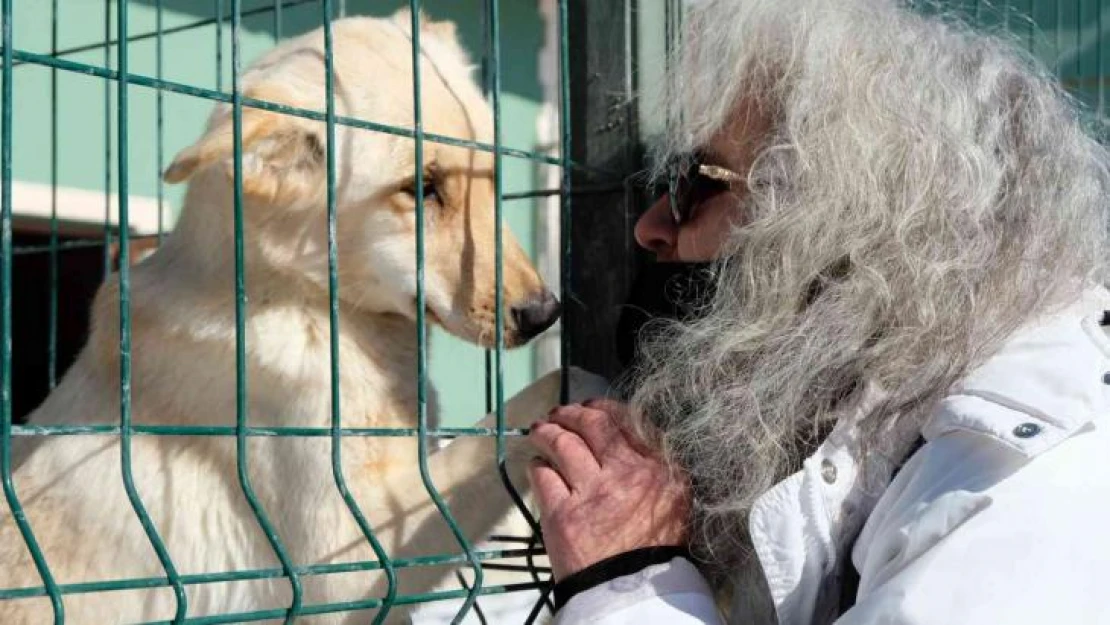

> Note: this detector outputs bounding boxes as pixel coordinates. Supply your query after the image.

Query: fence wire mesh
[1,0,578,623]
[1,0,1109,623]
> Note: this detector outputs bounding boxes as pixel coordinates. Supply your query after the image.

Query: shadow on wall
[131,0,543,103]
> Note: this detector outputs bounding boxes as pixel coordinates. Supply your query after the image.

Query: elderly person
[527,0,1110,623]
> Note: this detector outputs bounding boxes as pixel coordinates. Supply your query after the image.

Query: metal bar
[103,0,113,280]
[156,0,165,242]
[8,0,316,68]
[500,186,624,201]
[1077,0,1082,80]
[320,2,398,621]
[480,563,551,574]
[486,0,547,616]
[1056,0,1063,69]
[0,547,543,600]
[476,0,497,426]
[475,0,492,435]
[115,0,188,620]
[453,572,488,625]
[480,0,492,96]
[490,0,506,472]
[274,0,283,40]
[540,0,576,619]
[215,0,224,92]
[48,0,59,388]
[10,49,607,172]
[488,0,542,548]
[1,0,65,618]
[132,581,549,625]
[408,4,484,621]
[524,532,552,618]
[558,0,572,401]
[481,0,494,431]
[1098,0,1104,114]
[484,350,493,415]
[524,585,554,625]
[11,424,532,437]
[566,0,641,379]
[229,1,302,621]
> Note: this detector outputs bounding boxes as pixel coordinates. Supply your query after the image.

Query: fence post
[565,0,645,383]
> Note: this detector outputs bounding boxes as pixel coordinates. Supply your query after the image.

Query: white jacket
[554,287,1110,625]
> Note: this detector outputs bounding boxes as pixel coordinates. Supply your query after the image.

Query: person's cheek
[678,193,742,261]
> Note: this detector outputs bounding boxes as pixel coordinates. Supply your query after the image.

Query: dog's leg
[355,367,610,622]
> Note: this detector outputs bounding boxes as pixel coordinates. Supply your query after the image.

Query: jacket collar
[924,286,1110,458]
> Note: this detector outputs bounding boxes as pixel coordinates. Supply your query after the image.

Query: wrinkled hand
[527,399,690,580]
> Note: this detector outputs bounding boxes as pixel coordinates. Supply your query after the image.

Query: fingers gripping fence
[0,0,586,623]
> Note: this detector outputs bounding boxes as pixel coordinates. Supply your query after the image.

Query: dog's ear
[390,8,462,51]
[422,18,457,43]
[162,108,277,184]
[163,103,325,204]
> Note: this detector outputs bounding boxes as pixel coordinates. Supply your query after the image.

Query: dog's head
[162,11,559,348]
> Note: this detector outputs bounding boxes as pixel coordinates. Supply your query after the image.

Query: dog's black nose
[511,290,562,341]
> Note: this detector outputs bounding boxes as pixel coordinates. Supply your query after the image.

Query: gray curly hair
[628,0,1110,580]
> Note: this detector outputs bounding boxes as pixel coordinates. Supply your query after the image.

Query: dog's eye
[404,181,439,204]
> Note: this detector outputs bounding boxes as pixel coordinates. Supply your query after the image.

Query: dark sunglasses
[658,157,744,225]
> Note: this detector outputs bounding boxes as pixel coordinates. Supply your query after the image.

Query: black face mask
[615,261,717,373]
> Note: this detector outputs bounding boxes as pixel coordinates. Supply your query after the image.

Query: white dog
[0,12,606,623]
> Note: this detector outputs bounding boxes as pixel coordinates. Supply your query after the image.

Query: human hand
[527,399,690,580]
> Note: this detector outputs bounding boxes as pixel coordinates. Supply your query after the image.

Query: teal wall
[930,0,1110,118]
[636,1,1110,139]
[9,0,548,426]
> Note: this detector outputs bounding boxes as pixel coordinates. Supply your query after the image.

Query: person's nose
[634,197,678,258]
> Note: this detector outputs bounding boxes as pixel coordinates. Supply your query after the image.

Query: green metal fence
[2,0,1110,623]
[1,0,579,623]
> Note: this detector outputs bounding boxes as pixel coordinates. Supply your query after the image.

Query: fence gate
[0,0,1108,623]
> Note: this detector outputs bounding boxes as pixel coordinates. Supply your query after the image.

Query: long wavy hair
[628,0,1110,581]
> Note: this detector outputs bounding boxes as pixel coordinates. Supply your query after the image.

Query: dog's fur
[0,13,602,623]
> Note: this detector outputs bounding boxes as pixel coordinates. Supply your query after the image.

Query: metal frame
[565,0,643,383]
[0,0,588,622]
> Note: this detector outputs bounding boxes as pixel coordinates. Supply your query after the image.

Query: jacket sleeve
[553,556,724,625]
[834,425,1110,625]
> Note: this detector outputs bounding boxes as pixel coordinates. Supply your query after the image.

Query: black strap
[551,437,931,615]
[553,545,693,610]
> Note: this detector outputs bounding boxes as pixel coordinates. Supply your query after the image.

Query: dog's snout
[511,290,561,341]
